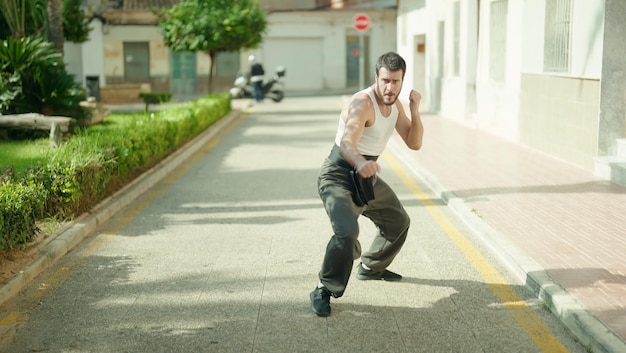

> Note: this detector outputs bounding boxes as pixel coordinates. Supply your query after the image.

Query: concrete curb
[387,139,626,353]
[0,108,247,308]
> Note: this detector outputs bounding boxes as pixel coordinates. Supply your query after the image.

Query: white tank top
[334,87,398,156]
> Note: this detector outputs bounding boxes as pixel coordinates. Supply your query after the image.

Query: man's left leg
[357,177,410,280]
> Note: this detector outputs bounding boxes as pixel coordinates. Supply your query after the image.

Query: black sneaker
[356,263,402,281]
[310,287,331,317]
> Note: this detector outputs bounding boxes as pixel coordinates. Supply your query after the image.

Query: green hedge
[0,180,46,249]
[0,93,231,250]
[139,92,173,111]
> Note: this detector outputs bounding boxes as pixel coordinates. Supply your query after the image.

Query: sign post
[353,13,370,89]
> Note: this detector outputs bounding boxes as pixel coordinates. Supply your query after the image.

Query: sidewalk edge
[387,140,626,353]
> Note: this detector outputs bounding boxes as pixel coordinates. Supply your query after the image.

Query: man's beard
[376,85,397,105]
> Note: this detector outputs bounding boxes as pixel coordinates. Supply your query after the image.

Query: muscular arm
[339,94,381,178]
[395,89,424,150]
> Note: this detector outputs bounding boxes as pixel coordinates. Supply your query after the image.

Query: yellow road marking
[0,311,25,324]
[383,151,570,353]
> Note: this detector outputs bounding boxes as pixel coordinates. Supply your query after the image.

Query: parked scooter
[229,66,286,102]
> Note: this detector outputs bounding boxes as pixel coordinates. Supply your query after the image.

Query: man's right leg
[254,81,263,102]
[318,225,359,296]
[311,160,362,316]
[311,199,360,316]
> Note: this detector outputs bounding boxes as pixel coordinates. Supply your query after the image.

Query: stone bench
[0,113,76,147]
[80,97,111,126]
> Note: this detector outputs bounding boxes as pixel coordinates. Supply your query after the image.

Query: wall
[249,10,397,92]
[474,0,524,141]
[396,0,430,110]
[599,0,626,156]
[64,44,83,85]
[259,0,317,10]
[395,0,607,171]
[64,19,105,85]
[519,74,600,169]
[425,0,479,123]
[519,0,605,169]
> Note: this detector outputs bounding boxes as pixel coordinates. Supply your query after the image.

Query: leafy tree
[63,0,92,43]
[157,0,267,92]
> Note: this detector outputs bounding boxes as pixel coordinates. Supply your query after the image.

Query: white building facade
[397,0,626,184]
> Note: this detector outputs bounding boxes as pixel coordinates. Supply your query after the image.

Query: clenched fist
[408,89,421,115]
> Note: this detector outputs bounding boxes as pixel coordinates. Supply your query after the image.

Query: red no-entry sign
[353,13,370,32]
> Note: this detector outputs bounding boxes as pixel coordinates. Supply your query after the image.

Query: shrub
[0,180,46,249]
[0,36,87,121]
[139,92,173,111]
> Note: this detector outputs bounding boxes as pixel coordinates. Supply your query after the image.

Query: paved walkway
[386,113,626,353]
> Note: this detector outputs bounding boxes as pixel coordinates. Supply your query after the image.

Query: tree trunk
[47,0,64,54]
[208,50,216,94]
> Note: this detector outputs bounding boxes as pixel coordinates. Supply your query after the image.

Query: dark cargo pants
[317,156,410,297]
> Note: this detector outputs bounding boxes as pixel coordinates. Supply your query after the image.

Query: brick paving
[391,114,626,346]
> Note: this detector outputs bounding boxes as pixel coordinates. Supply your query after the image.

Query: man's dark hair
[375,52,407,79]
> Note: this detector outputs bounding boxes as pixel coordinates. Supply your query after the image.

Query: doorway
[346,34,370,88]
[170,50,198,98]
[123,42,149,82]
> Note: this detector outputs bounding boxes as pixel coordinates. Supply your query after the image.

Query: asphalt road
[0,96,587,352]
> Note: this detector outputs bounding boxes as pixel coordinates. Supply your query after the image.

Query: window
[543,0,571,73]
[489,0,508,82]
[123,42,150,81]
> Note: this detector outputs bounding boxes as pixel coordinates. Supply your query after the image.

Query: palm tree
[47,0,64,54]
[0,0,26,39]
[0,0,48,40]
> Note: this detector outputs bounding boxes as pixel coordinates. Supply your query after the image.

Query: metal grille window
[543,0,571,73]
[489,0,508,82]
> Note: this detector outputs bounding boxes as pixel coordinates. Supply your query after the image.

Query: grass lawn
[0,112,135,174]
[0,137,51,174]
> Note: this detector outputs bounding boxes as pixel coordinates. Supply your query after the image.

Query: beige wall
[259,0,317,9]
[103,41,124,78]
[150,41,170,76]
[519,74,600,169]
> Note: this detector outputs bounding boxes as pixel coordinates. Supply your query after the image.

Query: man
[310,52,423,317]
[249,55,265,102]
